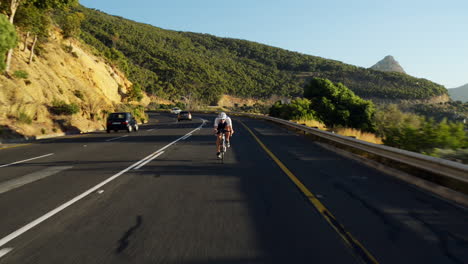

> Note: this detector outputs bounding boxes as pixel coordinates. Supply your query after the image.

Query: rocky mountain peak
[370,55,406,73]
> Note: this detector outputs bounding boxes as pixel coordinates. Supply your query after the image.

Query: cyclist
[214,112,234,159]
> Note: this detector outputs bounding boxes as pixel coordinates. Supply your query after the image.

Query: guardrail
[229,112,468,203]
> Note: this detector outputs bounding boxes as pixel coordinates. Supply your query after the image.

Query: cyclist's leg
[216,131,222,153]
[225,125,232,143]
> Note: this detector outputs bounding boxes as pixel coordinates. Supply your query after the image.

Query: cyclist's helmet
[219,112,227,120]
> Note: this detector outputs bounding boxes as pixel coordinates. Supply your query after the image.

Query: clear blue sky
[80,0,467,88]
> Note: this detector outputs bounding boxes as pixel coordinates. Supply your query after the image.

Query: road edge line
[239,120,379,264]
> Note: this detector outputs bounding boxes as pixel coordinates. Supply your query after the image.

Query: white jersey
[213,116,233,128]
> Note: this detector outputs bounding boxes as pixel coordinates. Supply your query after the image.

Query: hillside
[77,6,448,105]
[0,30,138,138]
[449,84,468,102]
[370,55,406,73]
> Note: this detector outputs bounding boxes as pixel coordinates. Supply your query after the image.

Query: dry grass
[333,127,383,144]
[292,119,327,130]
[291,119,383,144]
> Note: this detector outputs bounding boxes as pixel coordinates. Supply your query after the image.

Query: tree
[1,0,78,72]
[14,3,50,64]
[304,78,376,131]
[59,11,84,38]
[373,104,421,138]
[0,14,17,71]
[269,98,315,120]
[2,0,21,72]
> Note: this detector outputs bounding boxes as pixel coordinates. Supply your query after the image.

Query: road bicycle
[217,130,230,163]
[220,132,228,163]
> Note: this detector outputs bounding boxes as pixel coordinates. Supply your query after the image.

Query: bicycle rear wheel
[220,135,226,163]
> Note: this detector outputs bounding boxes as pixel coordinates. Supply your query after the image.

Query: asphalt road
[0,112,467,264]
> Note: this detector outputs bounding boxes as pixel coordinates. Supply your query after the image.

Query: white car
[171,107,181,114]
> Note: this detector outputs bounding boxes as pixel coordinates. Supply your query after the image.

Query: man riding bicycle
[214,112,234,159]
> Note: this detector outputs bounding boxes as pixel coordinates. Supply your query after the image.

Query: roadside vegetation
[270,78,468,163]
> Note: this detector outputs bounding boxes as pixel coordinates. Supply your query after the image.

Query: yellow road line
[239,120,379,264]
[0,143,33,150]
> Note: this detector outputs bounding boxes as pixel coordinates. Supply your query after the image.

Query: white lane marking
[181,134,191,140]
[134,151,165,170]
[0,166,73,195]
[0,248,13,258]
[0,119,206,249]
[147,129,155,132]
[0,162,140,248]
[0,153,54,169]
[105,135,128,142]
[97,190,104,194]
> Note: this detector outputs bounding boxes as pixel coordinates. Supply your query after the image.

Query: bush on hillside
[431,148,468,164]
[17,112,32,124]
[382,118,467,153]
[13,70,28,79]
[0,14,17,71]
[116,104,148,123]
[304,78,376,132]
[269,98,315,120]
[50,100,80,115]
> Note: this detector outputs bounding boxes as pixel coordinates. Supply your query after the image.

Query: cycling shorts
[216,129,231,135]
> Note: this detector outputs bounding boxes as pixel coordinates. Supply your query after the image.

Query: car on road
[171,107,182,114]
[177,111,192,121]
[106,112,139,133]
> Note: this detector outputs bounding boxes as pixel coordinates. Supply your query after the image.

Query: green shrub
[304,78,376,132]
[73,90,84,100]
[13,70,28,79]
[269,98,316,120]
[382,117,467,153]
[116,104,148,123]
[175,102,186,109]
[17,112,32,124]
[147,102,160,110]
[157,104,176,110]
[431,148,468,164]
[127,84,143,102]
[62,44,73,53]
[50,100,80,115]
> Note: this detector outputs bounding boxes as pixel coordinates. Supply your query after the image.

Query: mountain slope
[371,55,406,73]
[77,6,448,105]
[448,84,468,102]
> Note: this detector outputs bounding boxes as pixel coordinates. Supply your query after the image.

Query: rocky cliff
[370,55,406,73]
[0,31,143,138]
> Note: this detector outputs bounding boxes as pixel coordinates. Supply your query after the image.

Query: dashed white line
[0,160,142,249]
[0,248,13,258]
[0,153,54,168]
[147,129,155,132]
[181,134,192,140]
[105,135,128,142]
[134,151,165,170]
[0,166,73,195]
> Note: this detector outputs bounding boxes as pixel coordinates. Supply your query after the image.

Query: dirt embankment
[0,32,147,139]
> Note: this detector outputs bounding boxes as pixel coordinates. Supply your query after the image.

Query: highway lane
[0,113,467,263]
[0,113,204,243]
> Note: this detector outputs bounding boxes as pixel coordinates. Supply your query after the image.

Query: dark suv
[106,112,139,133]
[177,111,192,121]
